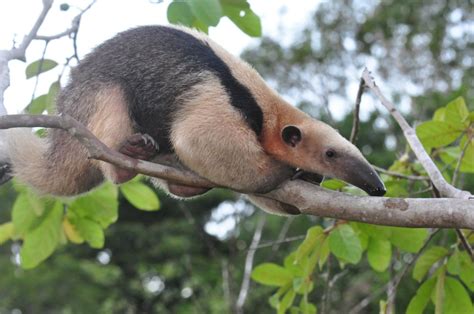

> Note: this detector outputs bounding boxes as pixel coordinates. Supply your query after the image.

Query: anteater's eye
[325,149,336,158]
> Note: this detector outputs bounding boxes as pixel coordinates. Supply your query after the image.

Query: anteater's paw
[291,169,324,186]
[119,133,159,161]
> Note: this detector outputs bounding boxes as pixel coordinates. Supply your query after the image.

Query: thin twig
[452,133,473,186]
[272,217,295,252]
[221,259,234,313]
[372,165,429,181]
[455,229,474,262]
[385,229,441,310]
[350,78,365,143]
[30,41,50,103]
[362,68,472,199]
[35,0,96,42]
[0,0,54,113]
[235,214,266,313]
[247,235,306,251]
[9,0,54,61]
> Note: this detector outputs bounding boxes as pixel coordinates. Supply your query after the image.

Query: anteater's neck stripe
[166,27,263,136]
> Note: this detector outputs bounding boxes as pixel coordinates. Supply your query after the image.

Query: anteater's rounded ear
[281,125,302,147]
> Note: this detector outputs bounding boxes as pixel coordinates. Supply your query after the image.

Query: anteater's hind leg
[148,154,212,198]
[115,133,159,183]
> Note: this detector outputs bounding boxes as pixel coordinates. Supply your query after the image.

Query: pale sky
[0,0,318,114]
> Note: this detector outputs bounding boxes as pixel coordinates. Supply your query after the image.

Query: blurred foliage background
[0,0,473,313]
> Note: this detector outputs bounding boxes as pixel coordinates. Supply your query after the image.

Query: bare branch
[1,114,474,229]
[455,229,474,262]
[362,68,472,199]
[350,78,365,143]
[9,0,54,61]
[372,165,429,181]
[265,181,474,229]
[235,214,266,313]
[35,0,97,41]
[452,133,472,186]
[0,0,53,113]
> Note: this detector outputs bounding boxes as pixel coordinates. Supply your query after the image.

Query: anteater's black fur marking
[67,26,263,153]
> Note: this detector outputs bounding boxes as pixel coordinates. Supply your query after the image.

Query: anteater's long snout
[343,159,386,197]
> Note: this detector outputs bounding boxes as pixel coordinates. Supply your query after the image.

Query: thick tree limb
[362,69,472,199]
[0,114,473,229]
[265,181,474,229]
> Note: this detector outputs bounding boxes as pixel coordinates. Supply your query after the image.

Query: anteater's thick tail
[4,128,103,196]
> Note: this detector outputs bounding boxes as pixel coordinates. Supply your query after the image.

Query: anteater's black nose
[368,186,386,197]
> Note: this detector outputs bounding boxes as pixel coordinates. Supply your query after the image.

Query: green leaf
[459,135,474,173]
[443,277,473,314]
[434,267,446,314]
[251,263,293,287]
[46,81,60,113]
[188,0,222,27]
[458,251,474,291]
[69,183,118,228]
[26,94,48,114]
[167,2,195,27]
[319,238,330,269]
[321,179,346,190]
[446,249,461,275]
[0,222,14,244]
[120,181,160,211]
[12,192,46,236]
[439,139,474,173]
[295,226,324,262]
[355,222,391,239]
[278,289,296,314]
[413,246,448,282]
[25,59,58,79]
[416,121,463,149]
[328,224,362,264]
[284,252,305,277]
[433,107,446,121]
[69,213,104,249]
[445,97,469,128]
[406,276,436,314]
[222,2,261,37]
[367,237,391,272]
[388,227,429,253]
[300,298,317,314]
[20,202,63,269]
[469,112,474,123]
[62,217,84,244]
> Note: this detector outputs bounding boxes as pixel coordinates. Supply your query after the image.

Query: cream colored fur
[6,128,51,193]
[171,74,292,194]
[87,86,133,183]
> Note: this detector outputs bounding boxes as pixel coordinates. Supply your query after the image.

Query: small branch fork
[362,68,472,200]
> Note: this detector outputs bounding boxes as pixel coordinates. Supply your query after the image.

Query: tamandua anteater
[1,25,386,215]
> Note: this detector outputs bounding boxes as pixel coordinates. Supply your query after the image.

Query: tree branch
[1,113,474,229]
[235,214,266,313]
[0,0,54,114]
[350,78,365,143]
[361,68,472,199]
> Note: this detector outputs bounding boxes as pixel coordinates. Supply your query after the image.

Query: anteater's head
[272,119,386,196]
